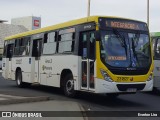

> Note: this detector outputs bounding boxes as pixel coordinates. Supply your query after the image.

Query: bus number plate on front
[117,77,129,82]
[126,88,137,92]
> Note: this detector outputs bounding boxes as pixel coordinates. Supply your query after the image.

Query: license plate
[127,88,137,92]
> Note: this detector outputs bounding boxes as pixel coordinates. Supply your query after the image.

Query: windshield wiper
[113,29,127,56]
[113,29,126,46]
[131,37,140,67]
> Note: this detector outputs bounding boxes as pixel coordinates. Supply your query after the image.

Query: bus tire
[63,74,76,97]
[16,70,25,88]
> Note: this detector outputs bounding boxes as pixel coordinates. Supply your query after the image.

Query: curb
[0,96,50,105]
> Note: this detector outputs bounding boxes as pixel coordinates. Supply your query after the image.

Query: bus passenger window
[14,39,20,55]
[32,40,42,57]
[7,44,14,58]
[89,32,95,60]
[43,32,57,55]
[58,32,75,53]
[44,33,48,43]
[79,33,87,59]
[32,41,38,57]
[26,38,31,55]
[19,38,25,55]
[3,41,7,57]
[15,37,31,56]
[79,32,95,60]
[21,37,31,56]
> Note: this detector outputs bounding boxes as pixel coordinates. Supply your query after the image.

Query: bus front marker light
[147,73,153,81]
[100,69,113,82]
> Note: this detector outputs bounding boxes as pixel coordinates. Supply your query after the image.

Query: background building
[11,16,41,30]
[0,22,28,47]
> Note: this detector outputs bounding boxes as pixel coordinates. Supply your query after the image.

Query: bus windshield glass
[100,30,151,68]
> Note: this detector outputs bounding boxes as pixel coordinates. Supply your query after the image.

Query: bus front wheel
[63,74,76,97]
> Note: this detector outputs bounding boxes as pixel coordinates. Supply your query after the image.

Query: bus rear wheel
[63,74,76,97]
[16,70,26,88]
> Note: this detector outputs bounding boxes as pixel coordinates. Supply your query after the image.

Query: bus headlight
[100,69,113,82]
[147,73,153,81]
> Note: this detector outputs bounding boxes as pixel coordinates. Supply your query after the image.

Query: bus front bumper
[95,78,153,93]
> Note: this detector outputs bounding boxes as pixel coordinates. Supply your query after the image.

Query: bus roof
[150,32,160,37]
[5,16,146,40]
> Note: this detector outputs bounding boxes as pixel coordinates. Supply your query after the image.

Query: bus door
[3,43,14,79]
[32,39,42,83]
[80,31,95,90]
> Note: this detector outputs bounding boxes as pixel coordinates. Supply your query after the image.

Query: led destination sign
[109,21,139,30]
[99,18,148,31]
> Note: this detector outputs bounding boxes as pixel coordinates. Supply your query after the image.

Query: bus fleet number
[117,77,129,82]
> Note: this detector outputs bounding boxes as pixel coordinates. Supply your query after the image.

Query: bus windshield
[100,30,151,68]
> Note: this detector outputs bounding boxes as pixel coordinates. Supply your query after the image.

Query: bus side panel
[11,59,15,80]
[153,60,160,88]
[40,55,79,89]
[11,70,15,80]
[12,57,32,83]
[2,58,12,80]
[40,56,53,86]
[2,58,8,79]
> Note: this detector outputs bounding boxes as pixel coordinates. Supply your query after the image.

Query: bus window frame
[57,28,76,54]
[13,36,32,57]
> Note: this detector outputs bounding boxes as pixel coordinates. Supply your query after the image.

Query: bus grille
[117,84,146,91]
[110,69,149,75]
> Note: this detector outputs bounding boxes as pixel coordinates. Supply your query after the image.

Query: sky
[0,0,159,32]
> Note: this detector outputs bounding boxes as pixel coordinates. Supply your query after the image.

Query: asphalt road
[0,74,160,120]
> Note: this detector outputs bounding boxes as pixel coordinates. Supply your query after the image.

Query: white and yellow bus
[2,16,153,97]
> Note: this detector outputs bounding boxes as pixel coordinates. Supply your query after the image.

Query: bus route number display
[99,18,148,31]
[108,21,139,30]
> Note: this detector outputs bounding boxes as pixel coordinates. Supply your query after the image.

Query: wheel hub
[66,80,74,93]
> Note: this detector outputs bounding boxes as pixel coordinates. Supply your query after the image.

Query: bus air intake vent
[117,84,146,91]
